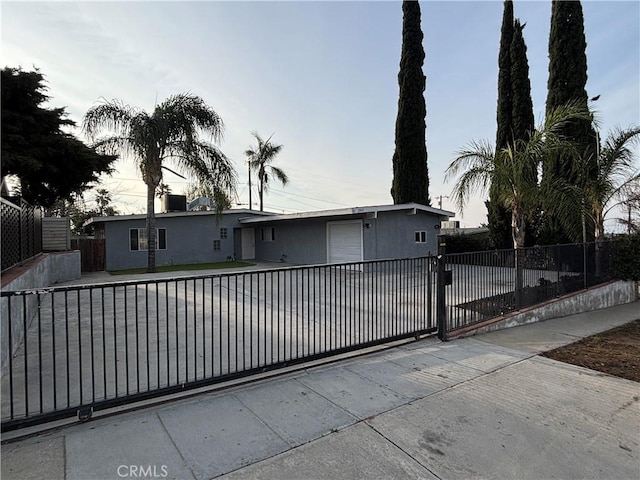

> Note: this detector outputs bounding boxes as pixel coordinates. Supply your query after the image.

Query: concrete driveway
[2,301,638,480]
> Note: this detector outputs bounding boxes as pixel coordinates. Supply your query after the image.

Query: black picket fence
[1,197,43,272]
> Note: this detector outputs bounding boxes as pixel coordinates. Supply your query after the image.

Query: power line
[268,187,349,206]
[269,190,327,210]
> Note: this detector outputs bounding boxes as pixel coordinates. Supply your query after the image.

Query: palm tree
[83,94,236,272]
[445,103,590,249]
[244,132,288,211]
[554,125,640,274]
[584,127,639,243]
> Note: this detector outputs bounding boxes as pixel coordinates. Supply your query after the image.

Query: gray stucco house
[88,203,453,271]
[240,203,453,264]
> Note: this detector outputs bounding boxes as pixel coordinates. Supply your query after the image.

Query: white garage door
[327,220,362,264]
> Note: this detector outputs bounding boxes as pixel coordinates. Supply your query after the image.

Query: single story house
[88,209,270,271]
[239,203,453,265]
[87,203,453,271]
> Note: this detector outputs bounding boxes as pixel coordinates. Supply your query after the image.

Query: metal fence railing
[1,257,436,431]
[439,242,616,337]
[1,197,43,272]
[1,240,623,431]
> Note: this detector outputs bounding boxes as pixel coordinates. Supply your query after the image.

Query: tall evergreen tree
[543,0,597,244]
[510,21,535,144]
[510,20,539,246]
[391,0,430,206]
[487,0,514,249]
[1,67,116,207]
[495,0,514,150]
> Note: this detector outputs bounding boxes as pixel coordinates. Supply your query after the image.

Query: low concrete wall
[1,251,81,372]
[452,280,638,339]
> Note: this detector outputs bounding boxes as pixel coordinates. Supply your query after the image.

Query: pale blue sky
[3,1,639,228]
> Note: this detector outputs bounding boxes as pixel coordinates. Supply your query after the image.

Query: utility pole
[438,195,449,210]
[248,162,252,211]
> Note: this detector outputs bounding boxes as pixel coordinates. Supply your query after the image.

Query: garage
[327,220,362,264]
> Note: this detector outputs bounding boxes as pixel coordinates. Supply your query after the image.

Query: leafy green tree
[95,188,119,216]
[1,67,116,207]
[183,180,232,211]
[83,94,236,272]
[244,132,288,212]
[391,0,430,206]
[446,103,590,249]
[543,0,597,243]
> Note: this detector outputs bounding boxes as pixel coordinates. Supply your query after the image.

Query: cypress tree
[543,0,596,244]
[496,0,514,150]
[510,20,538,246]
[391,0,430,206]
[487,0,514,249]
[510,20,534,145]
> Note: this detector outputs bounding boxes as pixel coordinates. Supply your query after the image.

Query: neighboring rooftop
[238,203,455,224]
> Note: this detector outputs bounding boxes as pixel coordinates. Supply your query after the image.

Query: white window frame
[261,227,276,242]
[414,230,427,243]
[130,228,167,251]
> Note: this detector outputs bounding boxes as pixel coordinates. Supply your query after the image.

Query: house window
[414,231,427,243]
[261,227,275,242]
[130,228,167,251]
[220,228,228,239]
[213,240,221,251]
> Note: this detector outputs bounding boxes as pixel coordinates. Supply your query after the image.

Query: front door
[241,228,255,260]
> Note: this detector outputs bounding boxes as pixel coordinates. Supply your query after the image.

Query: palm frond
[444,139,495,182]
[269,166,289,186]
[156,93,225,144]
[449,165,493,214]
[83,99,137,140]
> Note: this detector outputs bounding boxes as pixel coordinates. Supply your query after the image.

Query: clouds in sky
[3,1,638,229]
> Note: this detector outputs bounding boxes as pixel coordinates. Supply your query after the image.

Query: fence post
[583,241,588,289]
[436,240,447,341]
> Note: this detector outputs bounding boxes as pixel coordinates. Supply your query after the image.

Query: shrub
[612,234,640,280]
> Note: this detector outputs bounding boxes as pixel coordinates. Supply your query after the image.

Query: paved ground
[2,260,436,421]
[2,300,638,480]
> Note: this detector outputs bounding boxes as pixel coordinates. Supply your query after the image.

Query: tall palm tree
[552,125,640,274]
[445,103,590,249]
[244,132,288,211]
[83,94,236,272]
[582,127,639,244]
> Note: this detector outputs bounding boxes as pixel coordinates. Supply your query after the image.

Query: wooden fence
[70,237,106,272]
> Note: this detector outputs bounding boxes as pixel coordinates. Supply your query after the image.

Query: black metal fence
[1,241,622,431]
[438,242,616,338]
[1,197,43,272]
[1,257,436,431]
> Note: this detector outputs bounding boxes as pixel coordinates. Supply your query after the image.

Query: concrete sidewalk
[2,301,639,480]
